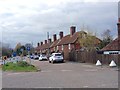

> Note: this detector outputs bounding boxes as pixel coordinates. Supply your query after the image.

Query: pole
[47,32,50,57]
[28,51,31,64]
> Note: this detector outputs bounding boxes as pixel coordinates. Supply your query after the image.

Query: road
[2,60,118,88]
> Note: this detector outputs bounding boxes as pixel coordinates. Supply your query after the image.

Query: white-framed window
[62,45,64,51]
[57,46,58,50]
[68,44,71,50]
[54,47,56,51]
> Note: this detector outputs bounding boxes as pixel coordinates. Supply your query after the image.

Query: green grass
[2,61,38,72]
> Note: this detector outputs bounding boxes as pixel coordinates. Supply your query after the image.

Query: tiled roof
[37,43,52,51]
[101,38,119,51]
[36,31,101,51]
[57,32,79,45]
[50,39,59,48]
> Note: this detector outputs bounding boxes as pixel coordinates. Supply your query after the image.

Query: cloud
[0,0,118,48]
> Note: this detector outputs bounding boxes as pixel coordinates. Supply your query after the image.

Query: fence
[69,50,118,65]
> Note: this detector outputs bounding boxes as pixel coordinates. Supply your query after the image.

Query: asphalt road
[2,60,118,88]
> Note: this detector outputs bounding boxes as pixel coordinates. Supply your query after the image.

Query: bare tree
[99,29,113,49]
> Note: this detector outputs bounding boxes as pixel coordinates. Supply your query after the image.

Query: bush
[2,61,38,72]
[17,61,30,67]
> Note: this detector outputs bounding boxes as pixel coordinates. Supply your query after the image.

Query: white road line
[41,70,52,72]
[101,84,106,86]
[7,73,21,76]
[61,70,72,71]
[85,69,98,72]
[82,65,94,68]
[83,86,89,88]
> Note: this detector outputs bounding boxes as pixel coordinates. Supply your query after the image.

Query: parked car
[30,55,34,59]
[49,53,64,63]
[34,55,39,60]
[39,54,47,61]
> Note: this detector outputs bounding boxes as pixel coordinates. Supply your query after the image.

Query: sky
[0,0,119,48]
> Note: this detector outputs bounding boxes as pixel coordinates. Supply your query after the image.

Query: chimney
[37,43,40,47]
[41,42,43,45]
[119,18,120,22]
[59,31,63,39]
[45,40,47,44]
[118,18,120,51]
[117,18,120,38]
[70,26,76,36]
[53,34,57,42]
[48,39,52,43]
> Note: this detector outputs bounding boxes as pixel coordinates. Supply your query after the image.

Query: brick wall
[63,45,69,60]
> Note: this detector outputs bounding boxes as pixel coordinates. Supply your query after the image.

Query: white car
[49,53,64,63]
[34,55,39,60]
[39,54,47,61]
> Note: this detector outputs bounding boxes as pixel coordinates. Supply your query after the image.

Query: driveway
[2,60,118,88]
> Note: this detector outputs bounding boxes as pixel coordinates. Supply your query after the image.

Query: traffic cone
[96,60,102,66]
[109,60,117,67]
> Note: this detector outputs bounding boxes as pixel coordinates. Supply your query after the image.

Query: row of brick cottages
[35,26,101,60]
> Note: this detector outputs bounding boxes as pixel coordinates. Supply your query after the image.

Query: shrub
[17,61,30,67]
[2,61,38,72]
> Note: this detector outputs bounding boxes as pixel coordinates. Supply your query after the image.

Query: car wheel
[61,60,64,63]
[49,61,51,63]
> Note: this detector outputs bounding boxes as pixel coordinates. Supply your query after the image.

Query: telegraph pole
[47,32,50,58]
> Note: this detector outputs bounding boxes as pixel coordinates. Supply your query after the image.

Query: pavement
[2,60,119,88]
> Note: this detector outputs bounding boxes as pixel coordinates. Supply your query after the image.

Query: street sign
[12,52,16,57]
[27,47,30,51]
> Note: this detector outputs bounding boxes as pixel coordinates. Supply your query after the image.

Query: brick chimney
[48,38,52,43]
[37,42,40,47]
[70,26,76,36]
[59,31,63,39]
[41,42,43,45]
[117,18,120,39]
[44,40,47,44]
[53,34,57,42]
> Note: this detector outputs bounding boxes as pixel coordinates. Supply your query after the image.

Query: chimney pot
[59,31,63,39]
[41,42,43,45]
[45,40,47,44]
[48,39,52,43]
[37,43,40,47]
[119,18,120,22]
[70,26,76,36]
[53,34,57,41]
[117,18,120,50]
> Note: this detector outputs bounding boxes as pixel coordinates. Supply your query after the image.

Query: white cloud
[0,0,118,48]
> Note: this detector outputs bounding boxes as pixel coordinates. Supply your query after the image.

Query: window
[54,47,56,51]
[62,45,64,51]
[57,46,58,50]
[55,54,62,56]
[68,44,71,50]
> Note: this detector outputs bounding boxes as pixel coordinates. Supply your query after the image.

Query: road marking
[101,84,106,86]
[7,73,21,76]
[82,65,94,68]
[41,70,52,72]
[61,70,72,71]
[83,86,89,88]
[53,64,64,65]
[85,69,98,72]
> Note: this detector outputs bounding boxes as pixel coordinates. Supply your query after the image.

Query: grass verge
[2,61,39,72]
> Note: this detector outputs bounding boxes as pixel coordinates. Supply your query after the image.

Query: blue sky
[0,0,119,48]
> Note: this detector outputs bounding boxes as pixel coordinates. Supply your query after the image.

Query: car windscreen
[55,54,62,56]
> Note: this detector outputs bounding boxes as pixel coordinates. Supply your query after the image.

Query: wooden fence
[69,50,118,65]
